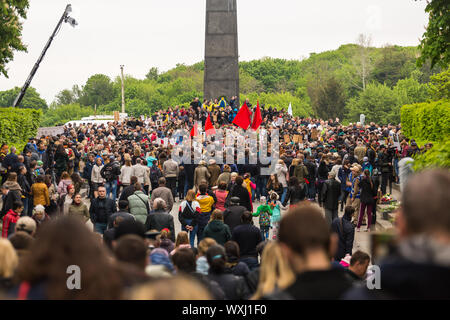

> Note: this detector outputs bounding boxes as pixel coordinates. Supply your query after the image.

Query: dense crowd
[0,98,448,300]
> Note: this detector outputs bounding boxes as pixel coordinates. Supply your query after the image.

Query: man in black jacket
[331,206,355,262]
[228,176,251,212]
[231,212,263,271]
[144,197,175,242]
[223,197,247,233]
[101,156,121,202]
[89,186,117,235]
[119,176,138,202]
[321,171,341,226]
[1,185,22,219]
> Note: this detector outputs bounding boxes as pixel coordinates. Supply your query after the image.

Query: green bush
[401,99,450,143]
[0,108,42,148]
[413,140,450,170]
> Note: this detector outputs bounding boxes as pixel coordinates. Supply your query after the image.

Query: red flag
[251,101,262,130]
[205,113,216,135]
[232,103,251,130]
[190,122,198,137]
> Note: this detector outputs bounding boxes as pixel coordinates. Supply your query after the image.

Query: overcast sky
[0,0,429,104]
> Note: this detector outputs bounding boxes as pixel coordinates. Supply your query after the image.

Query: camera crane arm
[13,4,76,108]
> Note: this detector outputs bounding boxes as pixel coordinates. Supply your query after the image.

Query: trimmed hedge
[0,108,42,147]
[401,99,450,143]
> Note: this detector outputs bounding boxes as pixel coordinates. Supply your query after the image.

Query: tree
[394,72,430,105]
[79,74,116,107]
[371,45,416,87]
[416,0,450,69]
[41,103,94,127]
[145,67,159,81]
[345,83,400,124]
[54,89,76,106]
[0,86,48,109]
[428,67,450,100]
[355,34,373,91]
[0,0,29,78]
[315,76,347,120]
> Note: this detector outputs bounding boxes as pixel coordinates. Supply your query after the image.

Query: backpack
[150,166,162,185]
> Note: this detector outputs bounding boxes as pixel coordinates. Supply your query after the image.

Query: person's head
[328,171,336,180]
[32,205,46,221]
[185,189,196,202]
[67,184,75,195]
[158,177,166,186]
[7,172,17,182]
[252,241,296,299]
[114,234,148,271]
[349,251,371,278]
[13,201,24,214]
[235,176,244,186]
[241,211,253,224]
[398,169,450,242]
[17,216,123,299]
[98,186,107,198]
[230,172,238,182]
[1,185,9,196]
[278,203,334,273]
[96,157,103,166]
[224,241,240,259]
[269,192,279,201]
[198,183,208,195]
[206,245,227,274]
[15,216,37,236]
[117,200,128,212]
[153,198,167,211]
[72,193,82,205]
[134,182,142,192]
[197,238,217,257]
[60,172,70,181]
[0,239,18,279]
[171,248,196,273]
[223,165,231,173]
[209,210,223,223]
[9,231,34,253]
[218,182,227,191]
[344,206,355,220]
[175,231,189,248]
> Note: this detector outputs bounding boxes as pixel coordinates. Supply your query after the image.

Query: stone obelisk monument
[204,0,239,103]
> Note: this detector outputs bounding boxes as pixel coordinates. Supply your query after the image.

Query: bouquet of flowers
[381,193,393,203]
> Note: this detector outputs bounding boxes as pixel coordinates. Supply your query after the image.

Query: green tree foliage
[78,74,116,107]
[41,104,95,127]
[371,45,417,87]
[54,88,76,105]
[416,0,450,69]
[401,99,450,143]
[0,0,29,78]
[346,83,400,124]
[413,140,450,170]
[315,76,346,120]
[145,67,159,81]
[0,107,41,147]
[428,67,450,100]
[0,86,48,109]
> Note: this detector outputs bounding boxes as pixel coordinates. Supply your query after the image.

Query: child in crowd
[253,196,272,241]
[268,191,288,240]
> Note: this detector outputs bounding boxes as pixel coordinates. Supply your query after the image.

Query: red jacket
[2,209,19,238]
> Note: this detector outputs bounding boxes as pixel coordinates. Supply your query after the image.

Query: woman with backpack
[178,189,201,247]
[150,160,163,191]
[357,169,376,232]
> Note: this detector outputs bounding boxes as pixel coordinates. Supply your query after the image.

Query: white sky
[0,0,429,104]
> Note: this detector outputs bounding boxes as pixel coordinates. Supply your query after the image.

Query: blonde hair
[251,241,295,300]
[185,189,196,202]
[175,231,189,247]
[0,239,19,278]
[127,275,212,300]
[209,209,223,223]
[291,158,300,166]
[197,238,217,256]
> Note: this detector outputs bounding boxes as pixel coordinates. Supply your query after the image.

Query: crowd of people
[0,98,447,300]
